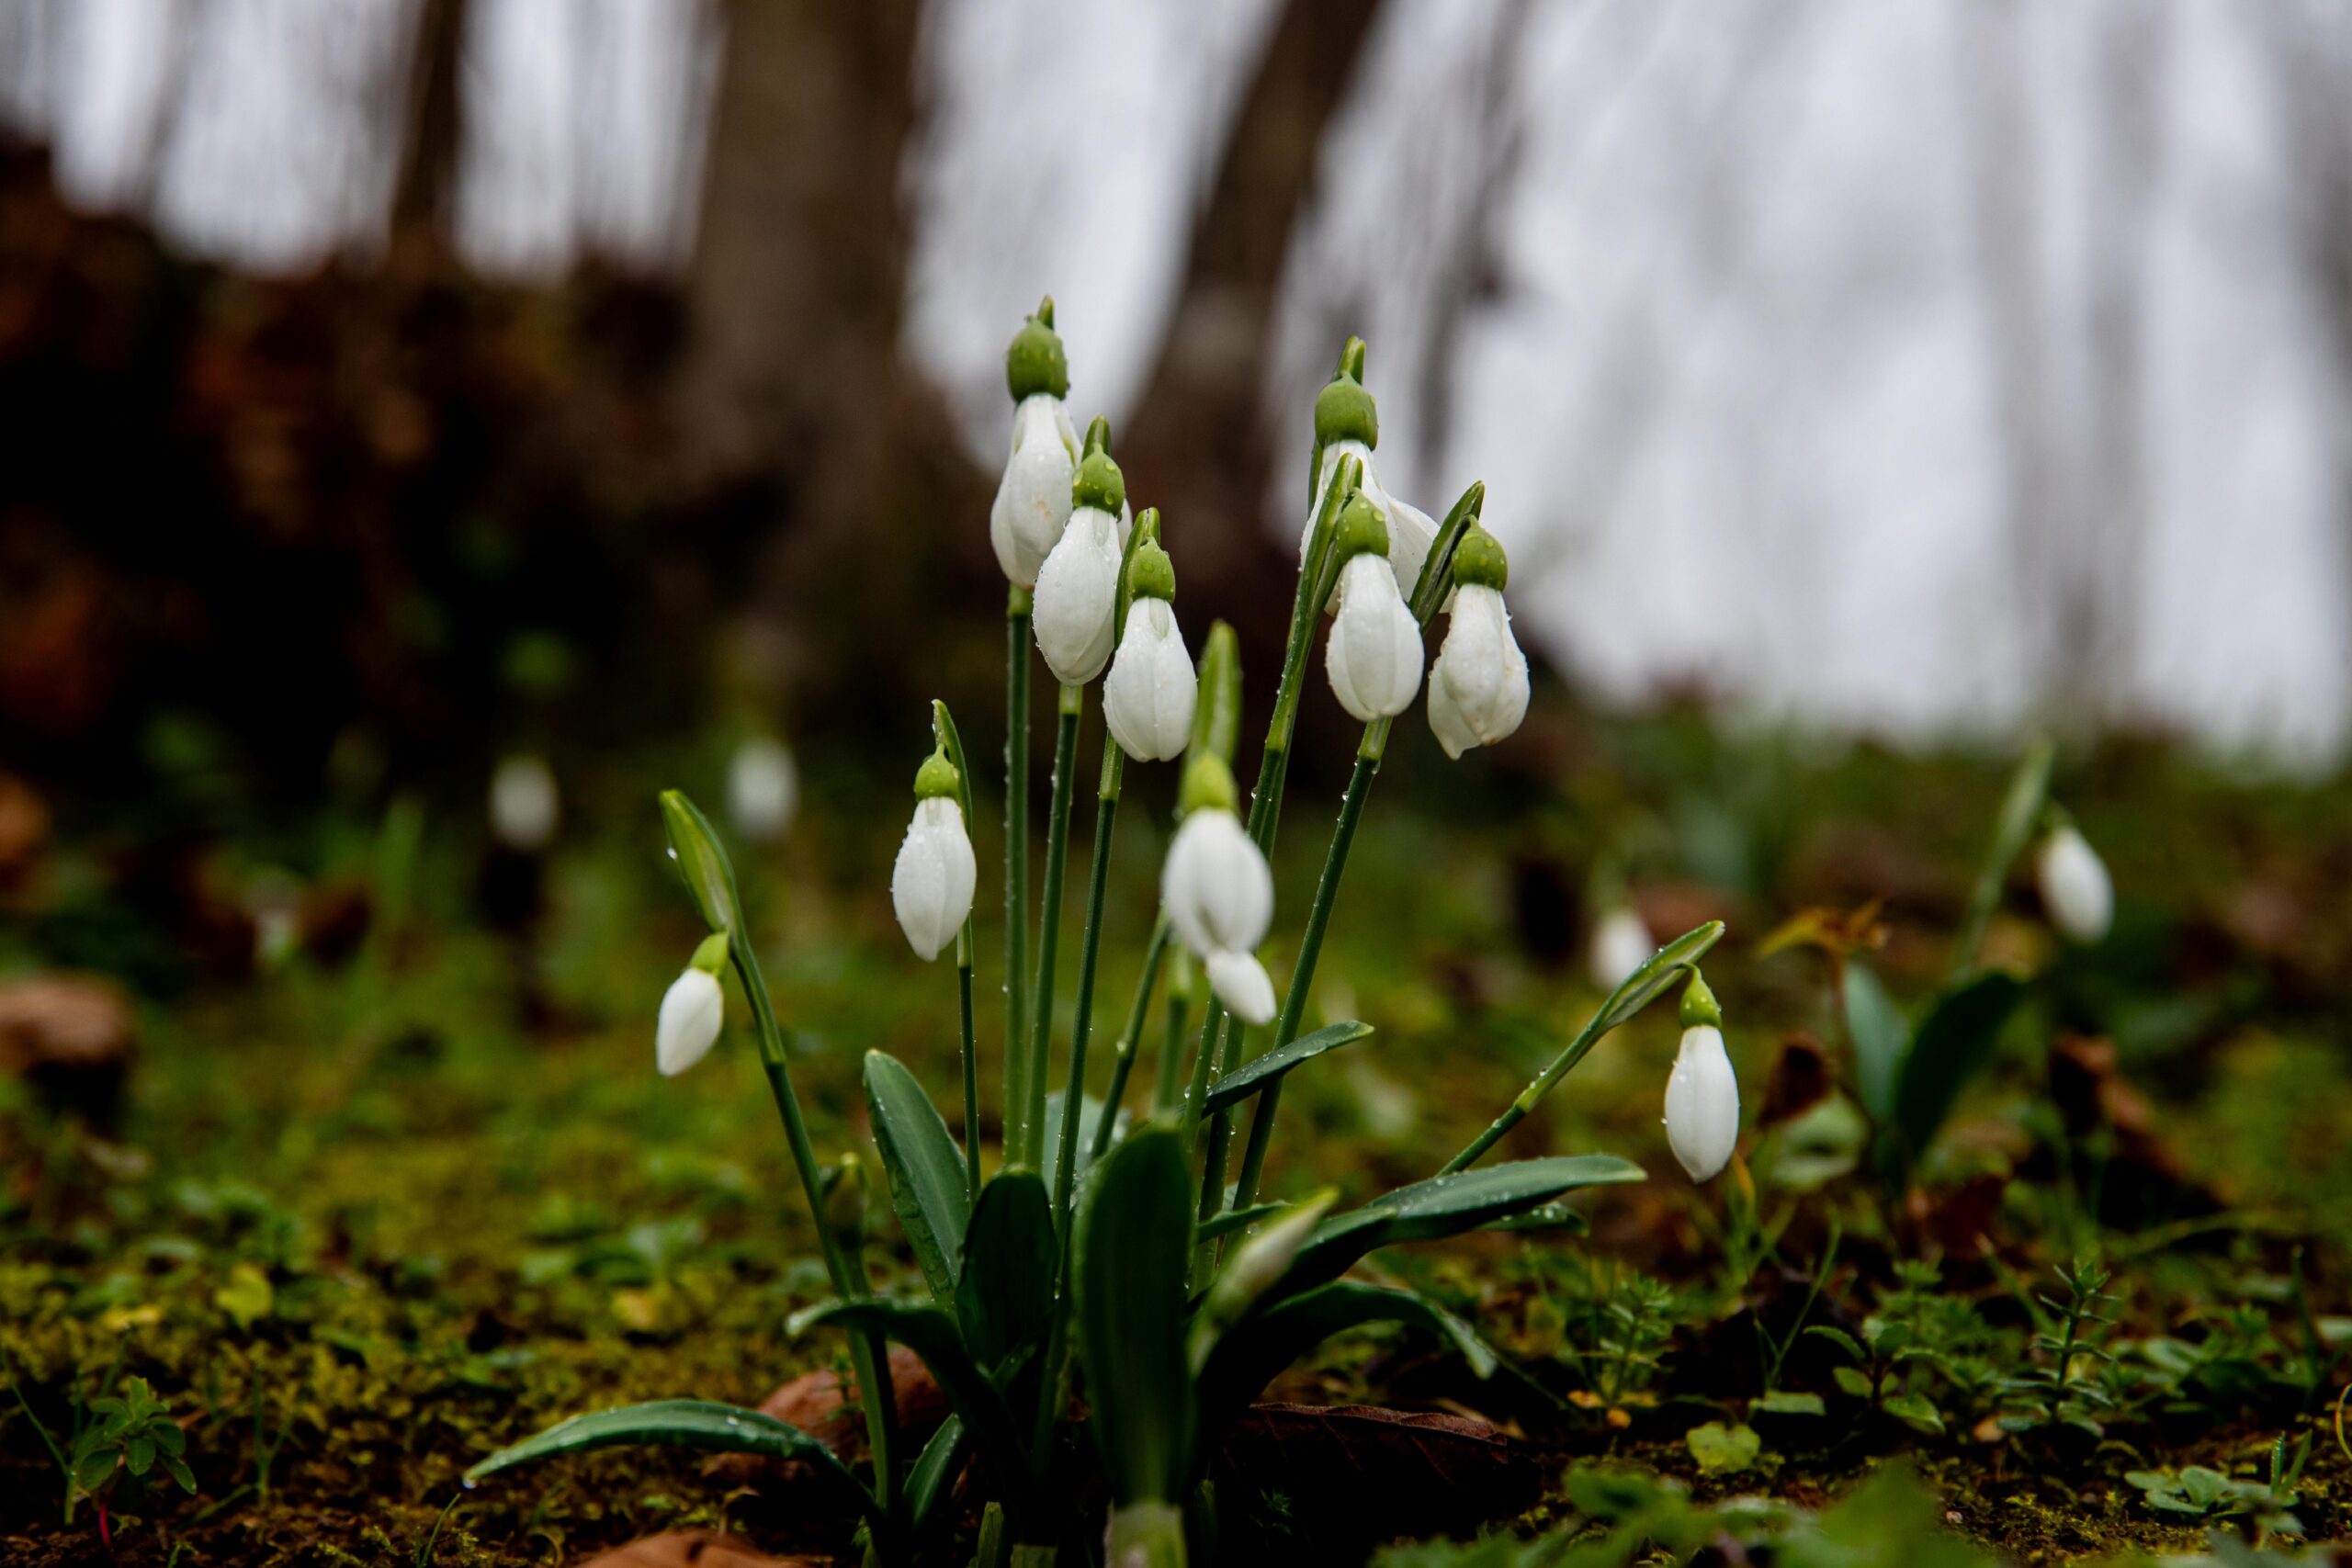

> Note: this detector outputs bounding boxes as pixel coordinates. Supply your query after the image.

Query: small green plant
[1999,1258,2120,1438]
[458,316,1736,1565]
[67,1376,197,1547]
[1562,1263,1679,1418]
[2126,1433,2310,1543]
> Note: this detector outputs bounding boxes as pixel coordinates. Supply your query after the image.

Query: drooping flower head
[1428,525,1530,758]
[1033,420,1129,685]
[2035,821,2112,944]
[1323,491,1425,722]
[1102,535,1198,761]
[1662,971,1738,1181]
[727,735,799,843]
[1589,904,1655,990]
[657,931,732,1077]
[891,746,978,962]
[490,753,560,852]
[989,299,1080,587]
[1302,341,1436,603]
[1159,754,1277,1024]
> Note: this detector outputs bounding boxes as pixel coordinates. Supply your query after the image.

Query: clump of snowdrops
[463,303,1736,1566]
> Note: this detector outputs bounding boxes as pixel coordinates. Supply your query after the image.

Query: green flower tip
[1679,969,1724,1031]
[914,750,961,801]
[1314,367,1378,451]
[1338,336,1366,381]
[1450,525,1509,592]
[1006,301,1069,402]
[1333,489,1390,562]
[1126,539,1175,602]
[1133,504,1161,547]
[1082,414,1113,458]
[688,931,732,975]
[1179,752,1238,816]
[820,1151,867,1243]
[1074,446,1126,514]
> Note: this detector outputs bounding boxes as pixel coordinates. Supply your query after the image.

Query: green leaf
[1196,1281,1498,1432]
[1596,923,1726,1035]
[658,790,743,936]
[1833,1366,1875,1399]
[1482,1202,1590,1235]
[956,1171,1056,1369]
[215,1261,275,1328]
[1040,1091,1109,1195]
[864,1051,971,1302]
[800,1299,1035,1534]
[1892,971,2025,1159]
[163,1454,196,1495]
[152,1421,185,1455]
[906,1415,967,1538]
[73,1445,118,1492]
[1685,1421,1760,1475]
[1191,1191,1340,1369]
[1188,622,1243,766]
[1883,1393,1944,1436]
[1804,1325,1864,1361]
[1197,1201,1287,1242]
[1204,1021,1374,1113]
[1841,963,1910,1122]
[1754,1390,1826,1416]
[126,1434,154,1475]
[1077,1125,1195,1507]
[1281,1156,1645,1298]
[464,1400,875,1526]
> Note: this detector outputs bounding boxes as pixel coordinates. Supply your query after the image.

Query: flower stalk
[932,699,985,1187]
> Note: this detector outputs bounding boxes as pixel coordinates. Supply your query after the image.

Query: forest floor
[3,714,2349,1565]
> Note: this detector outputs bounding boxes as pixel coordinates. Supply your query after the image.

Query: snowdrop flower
[1160,755,1277,1024]
[727,736,799,842]
[1301,347,1438,601]
[2036,822,2112,944]
[989,300,1080,587]
[657,931,731,1077]
[1427,526,1529,759]
[1102,540,1197,761]
[1323,493,1425,721]
[489,754,559,852]
[891,750,977,961]
[1033,435,1128,684]
[1589,905,1654,990]
[1662,973,1738,1181]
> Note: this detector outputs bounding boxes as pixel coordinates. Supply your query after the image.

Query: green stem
[1093,915,1171,1160]
[1053,744,1124,1232]
[730,936,898,1521]
[1951,735,2055,978]
[958,952,980,1190]
[1178,998,1229,1157]
[1014,685,1082,1168]
[1004,592,1033,1169]
[1230,733,1385,1212]
[1151,958,1197,1116]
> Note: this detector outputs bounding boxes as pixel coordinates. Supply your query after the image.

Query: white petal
[1325,555,1424,720]
[490,755,560,851]
[1589,907,1654,990]
[891,797,977,961]
[656,966,725,1077]
[1431,585,1530,751]
[727,737,799,842]
[1663,1025,1740,1181]
[1384,496,1438,601]
[1206,950,1277,1025]
[989,395,1076,586]
[1426,672,1481,760]
[1300,439,1376,577]
[2036,827,2112,943]
[1033,507,1123,684]
[1161,808,1272,959]
[1102,600,1197,761]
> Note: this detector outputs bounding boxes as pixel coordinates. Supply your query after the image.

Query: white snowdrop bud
[891,753,977,961]
[2036,823,2112,944]
[1664,1023,1740,1181]
[1033,436,1129,685]
[656,933,730,1077]
[489,754,560,852]
[1323,495,1424,721]
[1161,759,1278,1025]
[1589,905,1654,990]
[990,394,1078,587]
[1102,547,1196,761]
[727,736,799,842]
[1427,530,1527,758]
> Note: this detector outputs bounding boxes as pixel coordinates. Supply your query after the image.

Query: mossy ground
[3,714,2348,1564]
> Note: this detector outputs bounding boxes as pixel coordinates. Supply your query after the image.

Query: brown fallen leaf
[571,1529,820,1567]
[1757,1033,1833,1129]
[1212,1403,1544,1556]
[0,974,133,1122]
[705,1347,945,1489]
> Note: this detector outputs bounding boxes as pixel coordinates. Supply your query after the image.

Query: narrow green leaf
[74,1446,116,1491]
[1841,962,1910,1122]
[801,1299,1035,1534]
[1892,970,2025,1159]
[1188,622,1243,766]
[1196,1281,1498,1433]
[1204,1021,1374,1113]
[1197,1201,1287,1242]
[464,1400,875,1526]
[658,790,743,935]
[864,1051,971,1302]
[1281,1156,1645,1298]
[1883,1393,1945,1436]
[1596,922,1726,1034]
[906,1415,967,1538]
[1077,1125,1195,1507]
[1754,1390,1826,1416]
[1804,1325,1865,1361]
[1483,1202,1590,1235]
[1040,1090,1109,1196]
[956,1171,1055,1370]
